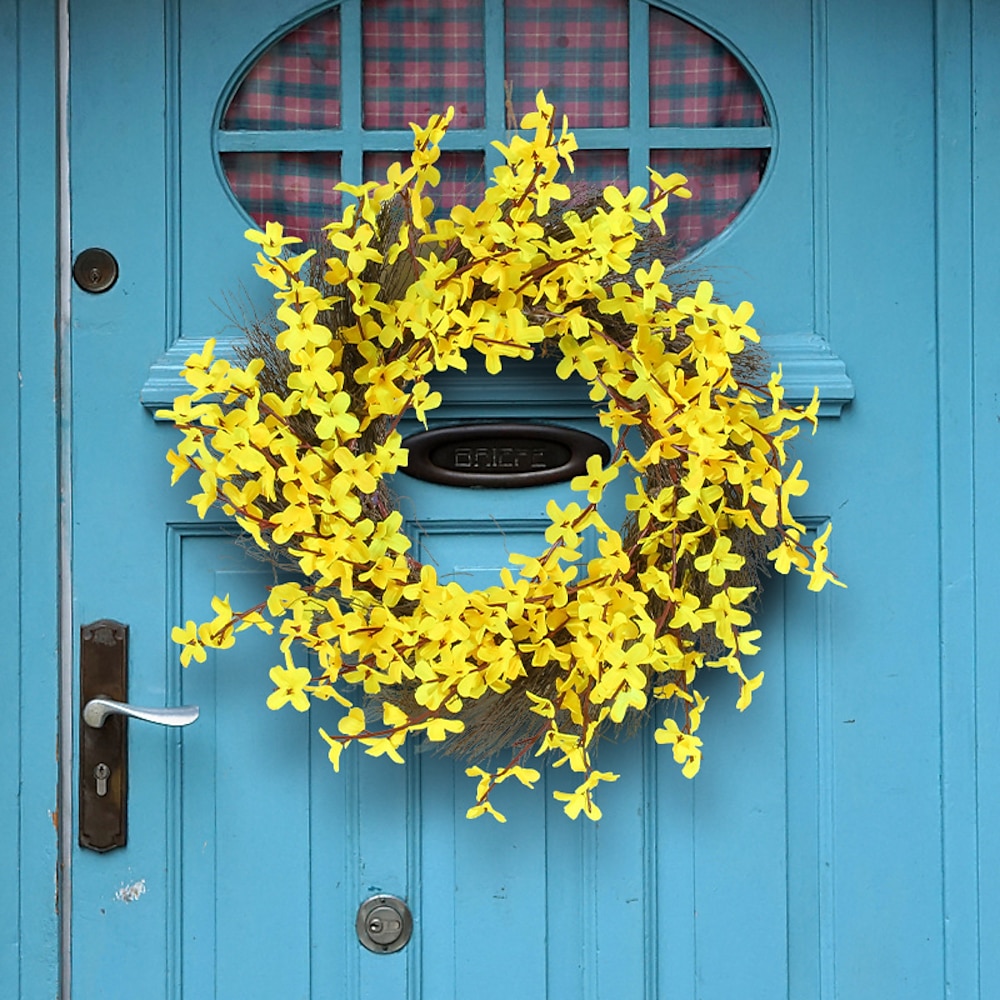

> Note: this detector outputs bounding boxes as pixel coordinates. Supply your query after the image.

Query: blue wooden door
[62,1,976,998]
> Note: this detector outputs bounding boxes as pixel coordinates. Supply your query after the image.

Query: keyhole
[94,762,111,797]
[89,267,102,286]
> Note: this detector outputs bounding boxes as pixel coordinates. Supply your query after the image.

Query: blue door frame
[1,1,62,997]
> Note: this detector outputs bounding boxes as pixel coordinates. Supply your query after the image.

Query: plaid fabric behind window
[363,0,485,129]
[651,148,767,248]
[223,9,341,130]
[649,7,764,127]
[505,0,629,127]
[364,151,485,215]
[220,1,768,253]
[222,152,342,242]
[569,150,629,194]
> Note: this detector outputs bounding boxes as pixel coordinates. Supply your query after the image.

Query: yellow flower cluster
[160,92,842,822]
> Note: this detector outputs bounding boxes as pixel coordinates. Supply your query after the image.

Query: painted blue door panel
[157,527,797,1000]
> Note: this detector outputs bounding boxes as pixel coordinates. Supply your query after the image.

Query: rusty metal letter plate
[79,620,128,852]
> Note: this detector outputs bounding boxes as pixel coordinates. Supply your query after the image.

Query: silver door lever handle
[82,697,199,729]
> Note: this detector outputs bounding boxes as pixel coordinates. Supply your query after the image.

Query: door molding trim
[56,0,73,995]
[141,327,854,419]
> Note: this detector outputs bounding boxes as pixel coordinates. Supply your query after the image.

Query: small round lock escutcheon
[356,894,412,954]
[73,248,119,294]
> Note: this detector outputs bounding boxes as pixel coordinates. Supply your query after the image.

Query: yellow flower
[312,392,361,442]
[252,252,289,289]
[736,670,764,711]
[767,528,809,574]
[780,460,809,530]
[647,168,691,200]
[806,522,847,592]
[361,736,405,764]
[165,449,191,485]
[669,592,706,632]
[654,719,703,778]
[275,301,331,353]
[552,770,619,821]
[603,185,650,224]
[171,620,207,667]
[466,801,507,823]
[338,706,367,735]
[570,453,619,504]
[693,535,744,587]
[526,692,555,718]
[635,258,672,310]
[517,89,555,132]
[424,716,465,742]
[676,280,715,333]
[266,664,312,712]
[245,221,300,257]
[318,727,345,772]
[204,594,236,649]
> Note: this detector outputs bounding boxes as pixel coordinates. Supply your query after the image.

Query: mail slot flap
[400,422,610,487]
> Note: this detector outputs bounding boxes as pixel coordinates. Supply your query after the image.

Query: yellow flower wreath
[159,92,842,822]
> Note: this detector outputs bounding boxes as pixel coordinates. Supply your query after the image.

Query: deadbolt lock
[73,247,118,293]
[356,895,412,954]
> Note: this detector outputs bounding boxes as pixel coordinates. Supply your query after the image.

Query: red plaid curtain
[224,9,342,129]
[504,0,629,128]
[362,0,486,129]
[648,7,764,127]
[221,1,767,250]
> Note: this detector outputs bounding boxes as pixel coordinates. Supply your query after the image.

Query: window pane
[650,148,768,249]
[565,149,628,196]
[505,0,628,128]
[221,152,342,242]
[364,150,485,215]
[649,9,765,127]
[222,10,341,130]
[363,0,485,129]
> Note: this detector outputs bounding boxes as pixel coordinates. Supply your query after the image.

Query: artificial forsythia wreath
[160,93,842,822]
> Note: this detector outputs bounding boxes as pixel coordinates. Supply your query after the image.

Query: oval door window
[216,1,771,252]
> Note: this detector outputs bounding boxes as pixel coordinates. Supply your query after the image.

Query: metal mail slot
[400,422,610,487]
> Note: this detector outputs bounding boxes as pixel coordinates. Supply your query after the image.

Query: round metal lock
[73,248,119,294]
[356,894,412,954]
